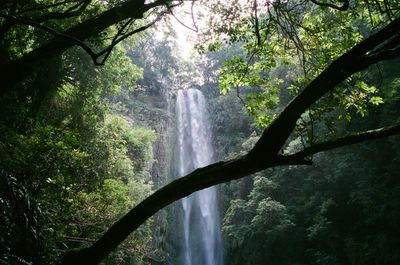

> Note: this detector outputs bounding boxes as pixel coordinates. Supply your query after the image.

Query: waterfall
[176,89,224,265]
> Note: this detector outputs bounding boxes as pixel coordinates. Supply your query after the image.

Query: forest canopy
[1,0,400,265]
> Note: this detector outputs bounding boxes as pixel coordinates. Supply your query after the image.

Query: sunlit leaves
[218,54,273,93]
[218,52,278,127]
[300,7,363,77]
[206,0,396,134]
[369,96,383,105]
[330,77,384,121]
[245,92,279,127]
[219,56,249,94]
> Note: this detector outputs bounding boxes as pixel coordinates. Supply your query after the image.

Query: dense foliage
[196,2,400,264]
[1,0,400,264]
[219,65,400,264]
[0,8,160,262]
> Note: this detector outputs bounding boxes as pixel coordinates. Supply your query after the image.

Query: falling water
[176,89,224,265]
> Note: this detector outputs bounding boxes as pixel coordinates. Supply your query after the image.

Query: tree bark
[59,17,400,265]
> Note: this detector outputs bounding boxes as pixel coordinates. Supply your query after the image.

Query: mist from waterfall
[176,89,224,265]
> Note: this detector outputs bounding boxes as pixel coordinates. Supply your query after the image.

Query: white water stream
[176,89,223,265]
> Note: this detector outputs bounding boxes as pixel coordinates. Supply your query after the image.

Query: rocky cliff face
[122,84,176,187]
[128,83,179,264]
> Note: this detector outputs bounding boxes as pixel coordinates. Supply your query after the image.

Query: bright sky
[155,1,206,61]
[171,18,194,59]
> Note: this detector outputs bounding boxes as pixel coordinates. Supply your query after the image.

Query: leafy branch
[60,16,400,265]
[0,0,178,93]
[280,124,400,165]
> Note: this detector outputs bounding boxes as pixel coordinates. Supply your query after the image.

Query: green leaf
[369,96,384,105]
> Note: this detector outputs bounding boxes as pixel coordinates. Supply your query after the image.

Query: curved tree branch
[19,0,83,13]
[168,8,198,32]
[94,16,163,65]
[0,13,161,65]
[246,16,400,162]
[279,124,400,164]
[0,0,174,95]
[0,13,101,60]
[34,0,92,23]
[253,0,261,46]
[59,16,400,265]
[310,0,350,11]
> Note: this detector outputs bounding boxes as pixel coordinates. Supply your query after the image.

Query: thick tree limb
[310,0,350,11]
[93,17,163,65]
[246,16,400,163]
[253,0,261,46]
[19,1,83,14]
[364,46,400,64]
[0,0,171,95]
[0,13,164,66]
[60,125,400,265]
[0,14,102,61]
[168,8,198,32]
[34,0,92,23]
[59,17,400,265]
[279,124,400,164]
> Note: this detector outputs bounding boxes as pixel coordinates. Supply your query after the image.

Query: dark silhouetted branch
[0,12,163,65]
[310,0,350,11]
[246,16,400,162]
[34,0,91,22]
[59,17,400,265]
[0,0,174,93]
[253,0,261,46]
[279,124,400,164]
